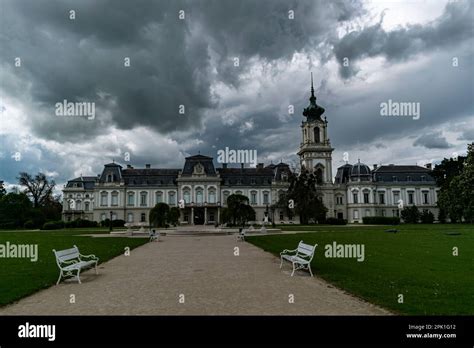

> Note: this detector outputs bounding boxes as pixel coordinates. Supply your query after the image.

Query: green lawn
[0,229,148,306]
[246,224,474,315]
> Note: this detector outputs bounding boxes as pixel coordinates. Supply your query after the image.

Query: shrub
[112,219,125,227]
[420,210,435,224]
[0,222,18,229]
[362,216,400,225]
[401,205,420,223]
[74,219,98,228]
[42,220,65,230]
[23,220,35,229]
[325,217,348,225]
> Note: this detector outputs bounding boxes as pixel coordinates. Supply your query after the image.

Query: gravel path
[0,235,389,315]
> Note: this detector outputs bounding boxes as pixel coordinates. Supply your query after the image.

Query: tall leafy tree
[0,181,6,198]
[436,143,474,223]
[149,203,170,227]
[286,169,327,224]
[17,172,56,208]
[226,194,256,226]
[0,192,33,227]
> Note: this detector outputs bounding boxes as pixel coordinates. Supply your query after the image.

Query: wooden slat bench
[52,245,99,284]
[280,240,317,277]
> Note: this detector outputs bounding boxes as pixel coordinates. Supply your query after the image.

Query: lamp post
[270,205,275,228]
[109,211,113,232]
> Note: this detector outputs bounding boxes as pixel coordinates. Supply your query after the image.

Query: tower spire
[311,72,314,98]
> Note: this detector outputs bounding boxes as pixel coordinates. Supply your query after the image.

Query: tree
[432,156,466,188]
[436,143,474,223]
[226,194,256,227]
[456,143,474,222]
[167,207,180,226]
[0,192,33,227]
[17,172,56,208]
[149,203,170,227]
[286,169,327,224]
[0,181,6,198]
[420,210,434,224]
[401,205,420,223]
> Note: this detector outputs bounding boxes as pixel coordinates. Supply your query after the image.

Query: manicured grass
[0,229,148,306]
[246,224,474,315]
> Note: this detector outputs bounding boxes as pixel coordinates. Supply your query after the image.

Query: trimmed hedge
[100,219,125,228]
[362,216,400,225]
[42,220,65,230]
[325,217,348,225]
[23,220,35,229]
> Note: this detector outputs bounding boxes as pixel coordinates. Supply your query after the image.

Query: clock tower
[297,73,334,185]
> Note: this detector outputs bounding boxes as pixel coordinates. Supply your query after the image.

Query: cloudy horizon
[1,0,473,194]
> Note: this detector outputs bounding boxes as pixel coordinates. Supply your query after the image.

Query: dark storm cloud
[334,0,474,78]
[0,0,363,141]
[413,131,451,149]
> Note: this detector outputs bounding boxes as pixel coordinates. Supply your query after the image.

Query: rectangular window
[423,192,429,204]
[156,192,162,203]
[127,213,133,222]
[127,193,134,206]
[381,210,385,217]
[279,213,284,220]
[263,193,269,204]
[363,193,369,204]
[393,192,400,205]
[140,193,147,207]
[251,192,257,204]
[353,210,359,219]
[100,194,107,206]
[169,192,176,205]
[353,193,358,204]
[409,192,414,204]
[379,193,385,204]
[111,194,118,206]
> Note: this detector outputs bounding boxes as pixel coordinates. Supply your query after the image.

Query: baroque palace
[62,78,439,224]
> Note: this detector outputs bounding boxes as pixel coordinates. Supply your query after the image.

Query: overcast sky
[1,0,473,193]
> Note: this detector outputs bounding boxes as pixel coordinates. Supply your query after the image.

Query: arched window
[84,202,90,211]
[127,213,134,222]
[75,200,82,210]
[314,127,320,143]
[196,188,203,204]
[208,189,216,204]
[183,189,191,204]
[315,168,323,184]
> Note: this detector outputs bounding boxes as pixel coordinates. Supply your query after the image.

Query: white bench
[52,245,99,284]
[237,229,246,241]
[149,230,160,242]
[280,240,317,277]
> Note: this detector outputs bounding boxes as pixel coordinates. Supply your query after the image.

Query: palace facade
[62,78,439,224]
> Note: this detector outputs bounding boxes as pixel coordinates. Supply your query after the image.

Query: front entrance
[194,208,204,225]
[337,212,343,219]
